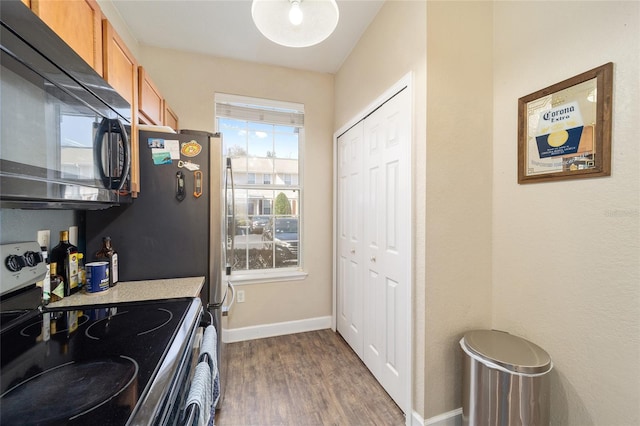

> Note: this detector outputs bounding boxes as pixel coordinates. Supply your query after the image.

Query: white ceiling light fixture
[251,0,340,48]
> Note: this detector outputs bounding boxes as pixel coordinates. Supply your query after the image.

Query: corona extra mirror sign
[535,101,584,158]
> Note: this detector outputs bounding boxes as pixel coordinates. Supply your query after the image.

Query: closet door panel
[363,88,410,407]
[336,122,364,357]
[336,85,411,413]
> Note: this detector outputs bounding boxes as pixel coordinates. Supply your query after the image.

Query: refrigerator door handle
[224,158,236,273]
[222,280,235,316]
[215,280,235,316]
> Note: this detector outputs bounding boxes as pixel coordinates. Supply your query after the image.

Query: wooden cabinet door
[164,103,179,131]
[138,66,163,125]
[31,0,103,76]
[103,19,140,195]
[103,20,137,106]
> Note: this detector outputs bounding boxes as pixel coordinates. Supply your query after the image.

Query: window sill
[226,270,308,285]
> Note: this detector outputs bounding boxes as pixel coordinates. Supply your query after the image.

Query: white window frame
[215,93,307,284]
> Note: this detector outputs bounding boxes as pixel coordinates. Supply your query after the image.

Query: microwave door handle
[111,118,131,191]
[94,118,111,189]
[94,118,131,191]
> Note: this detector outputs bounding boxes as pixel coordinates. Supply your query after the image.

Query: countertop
[47,276,205,308]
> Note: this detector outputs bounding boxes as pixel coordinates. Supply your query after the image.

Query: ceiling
[108,0,385,74]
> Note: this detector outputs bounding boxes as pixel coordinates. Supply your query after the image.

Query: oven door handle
[182,403,199,426]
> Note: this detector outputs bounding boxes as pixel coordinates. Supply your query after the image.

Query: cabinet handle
[350,249,355,254]
[370,256,376,262]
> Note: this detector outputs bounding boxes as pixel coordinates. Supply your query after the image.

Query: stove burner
[19,313,89,338]
[85,308,174,340]
[0,356,139,424]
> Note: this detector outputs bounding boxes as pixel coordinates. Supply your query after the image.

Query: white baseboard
[411,411,425,426]
[412,408,462,426]
[425,408,462,426]
[222,316,333,343]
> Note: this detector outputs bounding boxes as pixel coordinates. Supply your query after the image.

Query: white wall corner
[411,410,425,426]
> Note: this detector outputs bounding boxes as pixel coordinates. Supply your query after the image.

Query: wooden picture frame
[518,63,613,184]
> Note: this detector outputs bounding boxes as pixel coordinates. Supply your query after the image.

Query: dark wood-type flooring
[215,329,405,426]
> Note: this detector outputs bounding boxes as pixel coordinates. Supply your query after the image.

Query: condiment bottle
[96,237,119,287]
[77,253,86,291]
[50,231,79,296]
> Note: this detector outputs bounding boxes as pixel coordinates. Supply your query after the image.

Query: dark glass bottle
[49,262,65,303]
[96,237,119,287]
[50,230,79,296]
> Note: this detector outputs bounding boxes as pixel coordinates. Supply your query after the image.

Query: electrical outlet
[68,226,79,246]
[237,290,245,303]
[37,230,50,249]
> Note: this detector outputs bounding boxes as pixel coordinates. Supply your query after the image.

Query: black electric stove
[1,297,202,425]
[0,242,203,425]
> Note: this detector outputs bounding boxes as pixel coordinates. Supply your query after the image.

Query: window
[216,94,304,278]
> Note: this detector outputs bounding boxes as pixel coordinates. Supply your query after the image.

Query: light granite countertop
[47,276,205,308]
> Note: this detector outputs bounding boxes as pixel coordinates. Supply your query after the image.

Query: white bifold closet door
[337,121,364,356]
[337,87,410,411]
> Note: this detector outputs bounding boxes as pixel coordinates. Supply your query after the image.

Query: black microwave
[0,0,132,210]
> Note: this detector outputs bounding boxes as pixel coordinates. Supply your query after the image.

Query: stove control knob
[24,251,44,267]
[5,254,26,272]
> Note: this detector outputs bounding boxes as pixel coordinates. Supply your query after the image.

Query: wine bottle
[49,262,65,303]
[50,231,79,295]
[96,237,119,287]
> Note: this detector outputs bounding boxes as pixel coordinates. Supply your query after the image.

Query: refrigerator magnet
[148,138,164,148]
[181,140,202,157]
[194,171,203,198]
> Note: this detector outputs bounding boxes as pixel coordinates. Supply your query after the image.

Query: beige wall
[335,0,428,418]
[137,47,335,329]
[493,2,640,425]
[425,1,494,419]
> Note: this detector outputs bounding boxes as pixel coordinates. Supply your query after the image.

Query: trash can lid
[463,330,552,374]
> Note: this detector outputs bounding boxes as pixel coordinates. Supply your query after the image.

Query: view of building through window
[216,95,303,273]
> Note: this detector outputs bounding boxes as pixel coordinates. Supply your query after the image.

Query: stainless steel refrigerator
[83,128,227,406]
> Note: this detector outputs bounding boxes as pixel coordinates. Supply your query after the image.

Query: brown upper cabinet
[30,0,104,76]
[102,19,140,195]
[139,66,180,131]
[138,66,164,126]
[164,103,179,132]
[102,20,137,107]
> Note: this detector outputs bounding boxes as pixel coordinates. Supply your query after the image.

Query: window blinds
[215,99,304,128]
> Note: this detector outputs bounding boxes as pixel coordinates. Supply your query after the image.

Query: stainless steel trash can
[460,330,553,426]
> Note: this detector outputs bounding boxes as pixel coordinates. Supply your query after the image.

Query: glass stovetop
[0,298,200,425]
